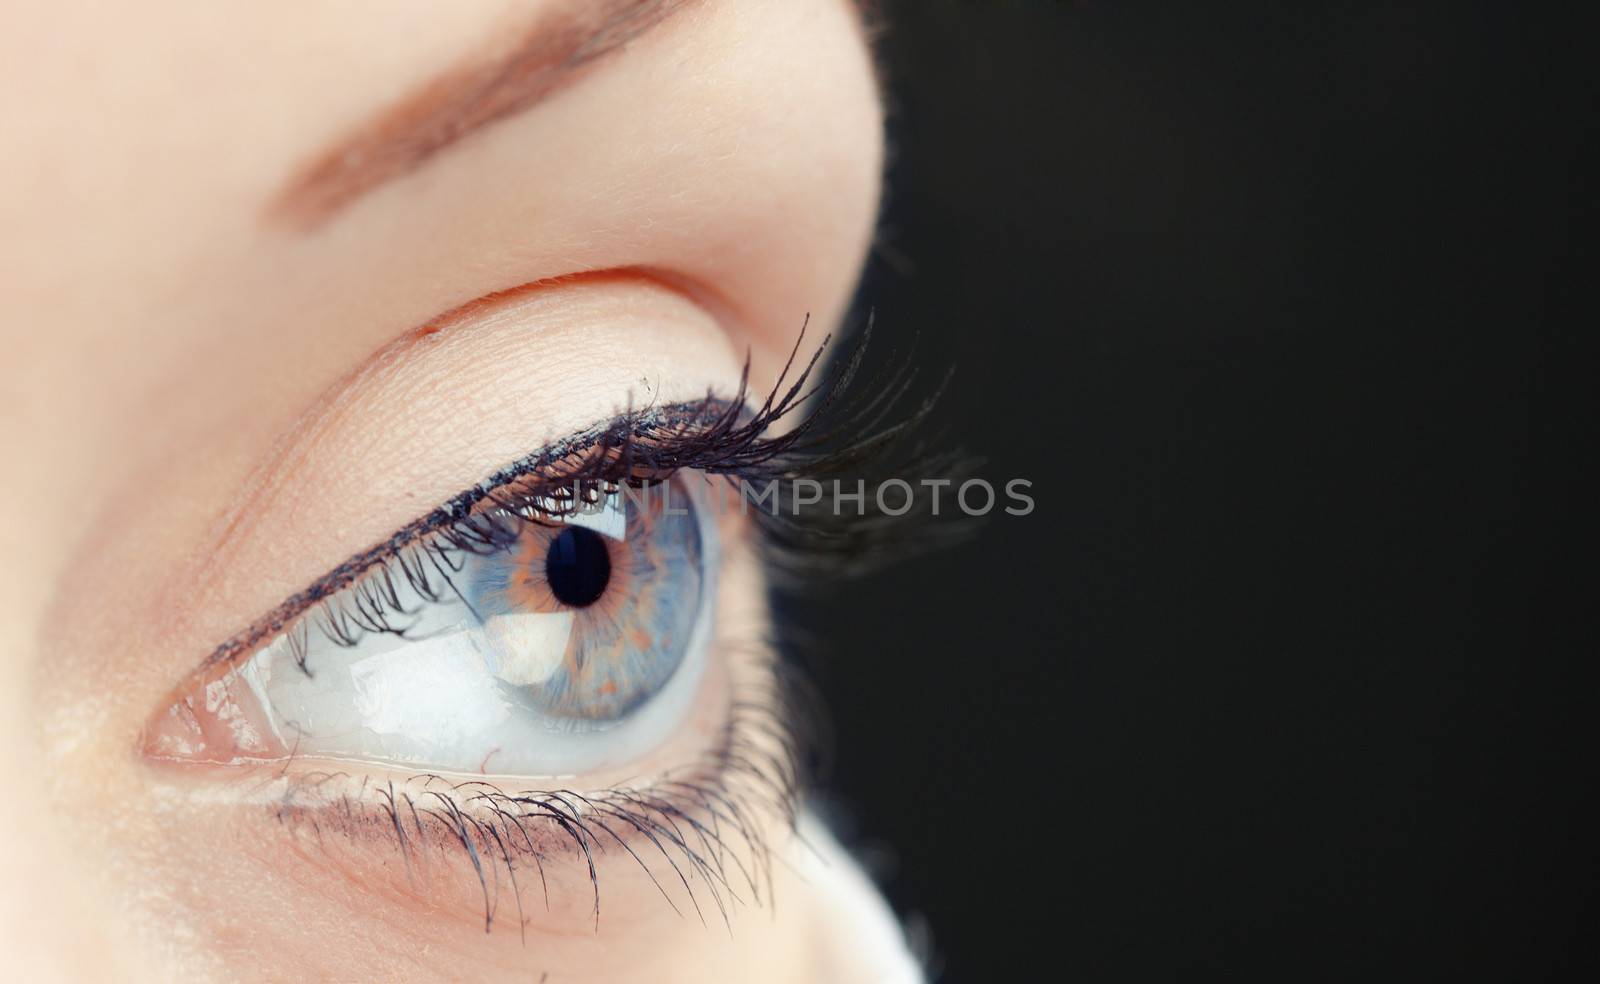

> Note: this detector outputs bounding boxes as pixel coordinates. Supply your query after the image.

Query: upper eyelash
[204,314,957,673]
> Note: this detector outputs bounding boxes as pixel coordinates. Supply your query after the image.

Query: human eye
[139,325,927,934]
[151,470,717,777]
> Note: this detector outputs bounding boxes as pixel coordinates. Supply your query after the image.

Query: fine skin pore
[0,1,910,980]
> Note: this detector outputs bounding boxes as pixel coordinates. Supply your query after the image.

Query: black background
[782,2,1587,980]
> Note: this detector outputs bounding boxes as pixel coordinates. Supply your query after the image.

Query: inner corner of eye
[143,473,720,778]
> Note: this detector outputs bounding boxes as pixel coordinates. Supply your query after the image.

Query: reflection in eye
[147,475,718,776]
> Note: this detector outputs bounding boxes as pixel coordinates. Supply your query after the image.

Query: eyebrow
[272,0,694,229]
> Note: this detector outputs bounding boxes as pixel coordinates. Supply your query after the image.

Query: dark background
[782,2,1588,980]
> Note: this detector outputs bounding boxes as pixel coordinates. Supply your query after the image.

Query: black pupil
[544,526,612,607]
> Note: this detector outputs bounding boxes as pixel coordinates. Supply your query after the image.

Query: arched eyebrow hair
[270,0,697,229]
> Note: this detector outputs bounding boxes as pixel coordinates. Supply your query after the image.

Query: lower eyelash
[258,641,814,937]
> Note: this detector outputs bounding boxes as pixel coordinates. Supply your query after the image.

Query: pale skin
[0,1,911,980]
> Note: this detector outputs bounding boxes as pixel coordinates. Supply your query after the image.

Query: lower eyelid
[159,628,799,938]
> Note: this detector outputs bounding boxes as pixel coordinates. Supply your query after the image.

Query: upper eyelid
[200,396,749,674]
[194,308,947,698]
[198,313,842,675]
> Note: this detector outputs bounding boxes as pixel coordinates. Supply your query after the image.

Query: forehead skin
[0,1,882,979]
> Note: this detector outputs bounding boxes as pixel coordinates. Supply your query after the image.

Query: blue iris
[468,486,706,722]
